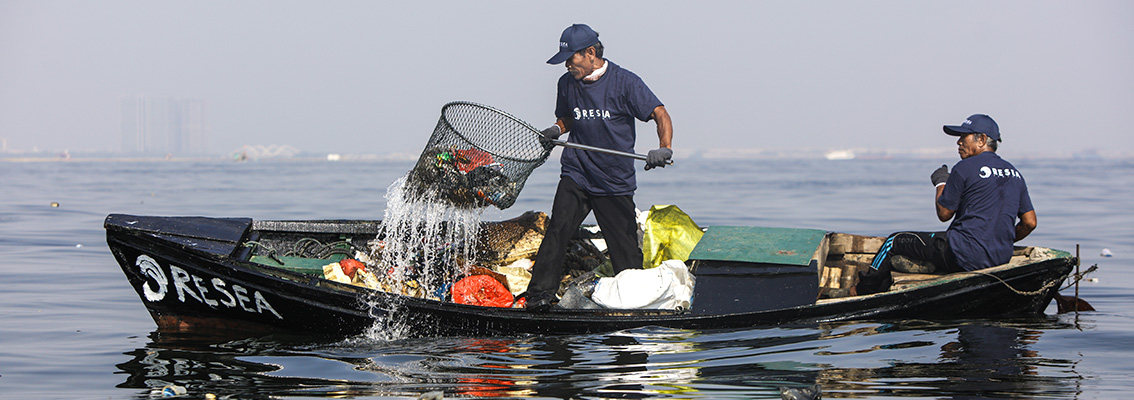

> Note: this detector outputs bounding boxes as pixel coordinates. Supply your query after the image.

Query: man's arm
[650,106,672,148]
[555,118,572,134]
[935,185,955,222]
[1015,210,1037,242]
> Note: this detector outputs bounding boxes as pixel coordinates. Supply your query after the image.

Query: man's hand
[540,124,562,141]
[645,147,672,170]
[931,164,949,187]
[539,124,562,150]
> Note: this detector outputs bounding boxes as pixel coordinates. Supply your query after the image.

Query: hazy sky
[1,1,1131,157]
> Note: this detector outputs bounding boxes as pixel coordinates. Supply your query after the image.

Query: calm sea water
[1,156,1131,399]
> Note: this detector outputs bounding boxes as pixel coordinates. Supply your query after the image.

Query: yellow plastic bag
[641,205,704,269]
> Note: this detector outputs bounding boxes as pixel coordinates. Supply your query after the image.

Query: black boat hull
[106,215,1076,337]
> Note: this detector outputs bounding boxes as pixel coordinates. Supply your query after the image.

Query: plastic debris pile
[266,206,702,311]
[355,204,556,307]
[406,145,516,209]
[309,208,560,308]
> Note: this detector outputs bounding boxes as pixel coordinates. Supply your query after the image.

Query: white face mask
[583,59,607,82]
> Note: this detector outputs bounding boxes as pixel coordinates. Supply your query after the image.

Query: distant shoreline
[3,152,1127,163]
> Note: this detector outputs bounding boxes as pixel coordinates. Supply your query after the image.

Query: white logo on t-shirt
[574,107,610,120]
[979,166,1023,179]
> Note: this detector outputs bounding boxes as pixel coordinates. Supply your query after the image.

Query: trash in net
[405,101,552,209]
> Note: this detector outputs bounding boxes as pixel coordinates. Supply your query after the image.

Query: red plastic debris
[340,258,366,278]
[454,148,494,173]
[451,274,514,308]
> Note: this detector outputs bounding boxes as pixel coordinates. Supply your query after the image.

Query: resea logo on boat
[134,254,283,320]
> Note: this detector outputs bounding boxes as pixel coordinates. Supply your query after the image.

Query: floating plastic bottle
[152,385,186,398]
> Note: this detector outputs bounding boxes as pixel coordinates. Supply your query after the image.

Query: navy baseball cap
[943,114,1001,142]
[547,24,599,64]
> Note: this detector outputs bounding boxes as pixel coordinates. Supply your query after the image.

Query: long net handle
[549,139,674,165]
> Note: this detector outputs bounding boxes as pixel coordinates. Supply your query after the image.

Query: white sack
[591,260,695,310]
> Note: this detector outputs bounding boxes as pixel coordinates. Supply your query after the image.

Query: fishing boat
[105,213,1076,337]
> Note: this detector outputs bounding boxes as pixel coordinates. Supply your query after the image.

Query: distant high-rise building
[120,96,208,154]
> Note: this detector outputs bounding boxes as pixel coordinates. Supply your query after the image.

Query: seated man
[857,114,1037,295]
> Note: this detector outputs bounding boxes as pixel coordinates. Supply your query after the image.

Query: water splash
[360,173,487,340]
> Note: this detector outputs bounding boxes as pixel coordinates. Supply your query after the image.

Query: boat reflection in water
[807,319,1084,399]
[115,318,1083,399]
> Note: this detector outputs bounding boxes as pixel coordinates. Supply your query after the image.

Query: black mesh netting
[407,101,553,209]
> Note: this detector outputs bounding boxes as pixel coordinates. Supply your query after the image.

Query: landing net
[406,101,552,210]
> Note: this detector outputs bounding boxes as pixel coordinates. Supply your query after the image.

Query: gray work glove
[540,124,562,141]
[931,164,949,187]
[539,124,562,150]
[645,147,673,170]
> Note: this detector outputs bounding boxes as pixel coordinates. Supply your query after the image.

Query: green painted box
[688,226,828,314]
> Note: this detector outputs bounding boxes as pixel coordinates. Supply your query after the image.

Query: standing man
[857,114,1037,295]
[526,23,674,311]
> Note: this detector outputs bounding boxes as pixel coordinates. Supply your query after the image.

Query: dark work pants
[527,177,643,302]
[857,231,961,295]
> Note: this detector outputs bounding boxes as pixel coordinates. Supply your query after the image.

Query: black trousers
[527,177,643,302]
[857,231,961,295]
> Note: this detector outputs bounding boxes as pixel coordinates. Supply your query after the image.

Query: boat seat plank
[827,232,885,254]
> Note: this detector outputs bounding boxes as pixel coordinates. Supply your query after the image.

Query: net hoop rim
[440,101,548,163]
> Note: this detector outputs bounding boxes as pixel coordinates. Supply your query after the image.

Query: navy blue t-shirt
[555,60,663,196]
[938,152,1034,270]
